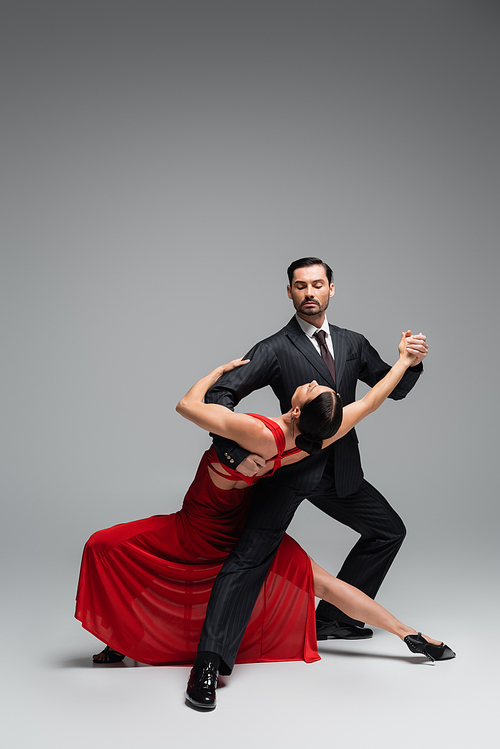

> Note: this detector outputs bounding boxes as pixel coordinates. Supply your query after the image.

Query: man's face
[287,264,335,322]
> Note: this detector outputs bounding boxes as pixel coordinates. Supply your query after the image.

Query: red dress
[75,415,319,666]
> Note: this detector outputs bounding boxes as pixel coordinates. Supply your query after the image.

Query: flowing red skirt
[75,452,319,666]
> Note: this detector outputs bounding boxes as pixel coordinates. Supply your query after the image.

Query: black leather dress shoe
[185,660,219,711]
[316,619,374,641]
[404,633,456,662]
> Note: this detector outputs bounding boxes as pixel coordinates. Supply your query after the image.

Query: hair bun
[295,433,323,455]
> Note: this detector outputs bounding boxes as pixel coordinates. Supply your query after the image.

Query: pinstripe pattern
[310,476,406,626]
[199,316,422,673]
[198,482,306,672]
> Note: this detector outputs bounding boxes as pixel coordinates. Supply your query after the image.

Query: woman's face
[291,380,333,410]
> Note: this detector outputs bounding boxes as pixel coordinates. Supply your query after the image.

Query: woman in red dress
[76,333,454,667]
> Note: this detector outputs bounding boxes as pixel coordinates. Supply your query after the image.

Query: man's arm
[206,341,281,472]
[358,331,426,399]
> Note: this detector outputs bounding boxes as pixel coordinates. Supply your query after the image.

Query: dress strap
[243,414,294,476]
[206,414,301,485]
[282,445,302,457]
[245,414,302,458]
[243,414,286,455]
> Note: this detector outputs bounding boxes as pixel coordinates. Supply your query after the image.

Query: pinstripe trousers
[197,472,406,673]
[310,473,406,625]
[197,478,308,674]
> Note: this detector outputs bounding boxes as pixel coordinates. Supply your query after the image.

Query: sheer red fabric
[75,416,319,666]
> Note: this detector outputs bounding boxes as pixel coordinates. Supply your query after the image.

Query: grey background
[1,1,498,747]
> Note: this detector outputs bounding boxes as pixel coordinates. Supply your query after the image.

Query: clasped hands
[403,330,428,367]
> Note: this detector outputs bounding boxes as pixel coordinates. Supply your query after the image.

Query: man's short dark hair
[287,257,333,285]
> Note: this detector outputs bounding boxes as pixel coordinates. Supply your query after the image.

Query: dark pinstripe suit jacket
[207,316,422,497]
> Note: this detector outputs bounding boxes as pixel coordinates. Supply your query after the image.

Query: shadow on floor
[317,646,429,665]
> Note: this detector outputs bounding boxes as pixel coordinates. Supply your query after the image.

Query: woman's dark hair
[287,257,334,285]
[295,390,343,455]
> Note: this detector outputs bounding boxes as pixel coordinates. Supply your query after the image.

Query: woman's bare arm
[322,332,417,447]
[275,332,419,470]
[176,331,418,469]
[175,359,277,457]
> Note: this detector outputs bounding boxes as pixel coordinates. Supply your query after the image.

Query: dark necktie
[313,329,336,384]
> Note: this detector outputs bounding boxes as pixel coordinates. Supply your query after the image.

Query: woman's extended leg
[310,558,441,645]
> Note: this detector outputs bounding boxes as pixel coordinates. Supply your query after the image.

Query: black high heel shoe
[404,633,456,662]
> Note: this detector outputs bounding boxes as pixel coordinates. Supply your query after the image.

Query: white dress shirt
[295,314,335,360]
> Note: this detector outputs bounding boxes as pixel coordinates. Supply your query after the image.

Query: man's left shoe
[92,645,125,663]
[316,619,373,641]
[404,633,456,662]
[185,660,219,711]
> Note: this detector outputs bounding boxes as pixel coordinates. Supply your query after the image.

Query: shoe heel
[404,633,433,663]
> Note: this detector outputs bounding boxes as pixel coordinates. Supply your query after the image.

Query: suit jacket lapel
[285,317,336,387]
[329,324,346,388]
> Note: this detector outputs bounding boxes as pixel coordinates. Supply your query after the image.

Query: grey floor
[3,561,496,749]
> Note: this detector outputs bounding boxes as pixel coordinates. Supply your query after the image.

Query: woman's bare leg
[310,558,442,645]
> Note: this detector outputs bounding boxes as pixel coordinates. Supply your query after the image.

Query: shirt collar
[295,313,330,340]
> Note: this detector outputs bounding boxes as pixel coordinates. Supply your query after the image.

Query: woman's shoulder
[244,413,286,454]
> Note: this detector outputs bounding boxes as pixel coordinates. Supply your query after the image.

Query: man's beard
[299,300,327,316]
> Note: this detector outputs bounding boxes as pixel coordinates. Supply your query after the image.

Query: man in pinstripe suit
[186,257,427,709]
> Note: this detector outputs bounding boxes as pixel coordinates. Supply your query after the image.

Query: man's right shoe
[185,660,219,711]
[316,619,374,641]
